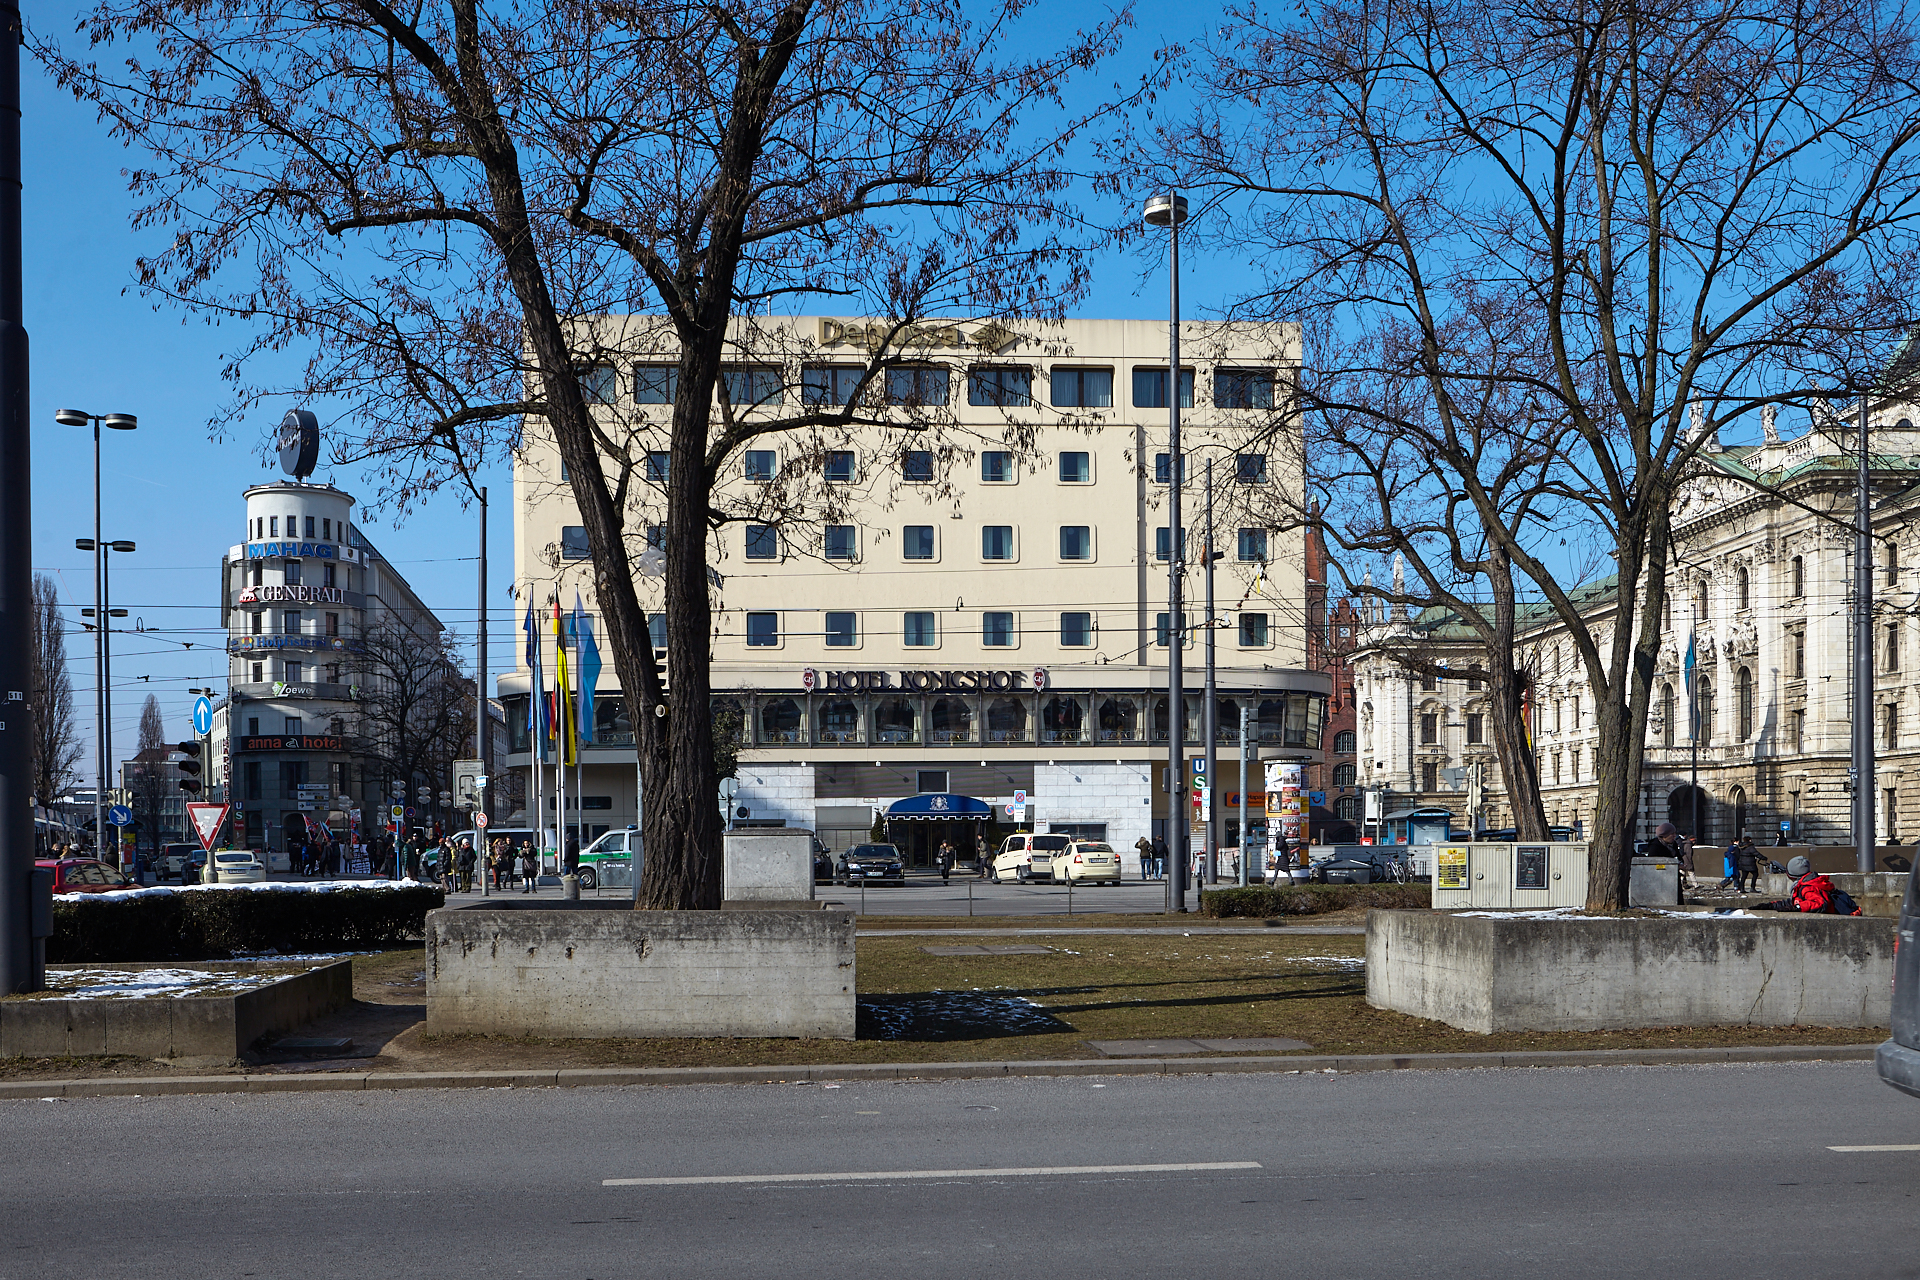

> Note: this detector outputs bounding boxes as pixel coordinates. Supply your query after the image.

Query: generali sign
[238,585,348,605]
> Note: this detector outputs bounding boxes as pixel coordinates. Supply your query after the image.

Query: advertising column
[1264,761,1305,880]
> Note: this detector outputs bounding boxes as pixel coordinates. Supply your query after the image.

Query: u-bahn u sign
[802,667,1049,693]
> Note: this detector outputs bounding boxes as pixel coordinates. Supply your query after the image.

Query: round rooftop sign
[277,409,320,479]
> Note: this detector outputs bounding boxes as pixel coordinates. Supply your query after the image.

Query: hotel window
[1060,612,1093,647]
[1239,613,1269,646]
[982,526,1015,561]
[285,662,302,684]
[269,517,278,537]
[824,525,858,561]
[251,663,263,683]
[918,770,949,794]
[1153,453,1187,484]
[1214,367,1277,409]
[321,518,331,540]
[285,716,304,736]
[1050,367,1113,408]
[251,561,263,587]
[801,365,863,406]
[304,516,316,537]
[247,717,260,737]
[902,450,934,482]
[1059,526,1092,561]
[577,365,617,405]
[745,612,779,647]
[980,450,1014,483]
[634,364,678,404]
[744,450,776,482]
[645,452,670,484]
[982,611,1016,647]
[1237,528,1268,562]
[903,526,936,560]
[967,366,1032,406]
[904,611,937,647]
[1155,527,1187,562]
[1155,612,1189,647]
[745,525,780,561]
[1235,454,1268,484]
[250,611,263,635]
[720,367,783,408]
[885,366,949,406]
[823,450,856,483]
[560,526,590,560]
[824,611,857,647]
[1131,366,1194,408]
[1059,451,1091,483]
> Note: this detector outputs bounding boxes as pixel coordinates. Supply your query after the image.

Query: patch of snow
[42,967,289,999]
[1283,956,1366,971]
[56,878,431,904]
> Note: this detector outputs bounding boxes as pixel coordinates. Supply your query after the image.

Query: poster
[1435,845,1469,890]
[1264,761,1305,864]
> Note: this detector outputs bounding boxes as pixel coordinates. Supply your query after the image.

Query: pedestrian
[1151,834,1169,881]
[436,837,454,889]
[1733,835,1761,893]
[1756,855,1861,914]
[490,837,510,890]
[937,839,954,883]
[1774,828,1790,847]
[1135,835,1154,881]
[520,840,540,894]
[455,837,477,892]
[564,831,581,879]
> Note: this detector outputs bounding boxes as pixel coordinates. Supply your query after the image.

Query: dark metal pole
[1203,458,1217,885]
[1856,395,1876,874]
[103,547,114,869]
[91,423,102,859]
[1167,190,1186,913]
[477,485,488,830]
[0,0,35,992]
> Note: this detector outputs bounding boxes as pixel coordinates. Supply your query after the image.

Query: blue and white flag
[574,592,601,746]
[523,598,549,762]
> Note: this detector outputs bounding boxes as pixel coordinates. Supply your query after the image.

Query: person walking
[455,837,478,893]
[1151,834,1169,881]
[1733,835,1761,893]
[520,840,540,894]
[937,839,954,883]
[1135,835,1154,881]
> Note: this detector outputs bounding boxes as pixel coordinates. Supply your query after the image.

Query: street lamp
[58,409,136,863]
[75,528,139,868]
[1143,191,1189,912]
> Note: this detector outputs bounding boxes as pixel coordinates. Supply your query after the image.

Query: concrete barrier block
[425,907,856,1039]
[1367,909,1896,1033]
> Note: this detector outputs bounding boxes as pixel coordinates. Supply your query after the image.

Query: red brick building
[1305,524,1360,843]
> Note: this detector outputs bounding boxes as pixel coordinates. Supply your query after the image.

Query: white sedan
[209,850,267,883]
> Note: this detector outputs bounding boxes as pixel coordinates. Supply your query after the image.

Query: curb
[0,1042,1877,1101]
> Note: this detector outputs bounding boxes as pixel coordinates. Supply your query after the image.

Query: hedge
[48,885,447,962]
[1198,882,1431,919]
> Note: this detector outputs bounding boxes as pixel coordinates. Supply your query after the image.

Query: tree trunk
[1483,549,1548,840]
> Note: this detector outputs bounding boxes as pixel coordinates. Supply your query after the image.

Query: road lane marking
[1828,1144,1920,1152]
[603,1161,1261,1187]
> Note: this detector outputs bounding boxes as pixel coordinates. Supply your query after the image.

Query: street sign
[476,813,490,829]
[106,804,133,827]
[192,696,214,736]
[389,805,404,821]
[186,802,230,851]
[1012,788,1027,806]
[1190,757,1206,778]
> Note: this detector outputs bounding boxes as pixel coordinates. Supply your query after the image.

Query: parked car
[209,850,267,883]
[991,833,1071,883]
[35,857,135,895]
[159,843,199,881]
[1051,840,1122,885]
[576,827,644,890]
[1877,861,1920,1098]
[838,843,905,885]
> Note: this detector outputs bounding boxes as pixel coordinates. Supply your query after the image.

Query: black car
[838,843,905,885]
[1876,863,1920,1096]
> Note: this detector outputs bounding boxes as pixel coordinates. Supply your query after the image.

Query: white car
[209,850,267,883]
[990,833,1072,883]
[1051,840,1123,884]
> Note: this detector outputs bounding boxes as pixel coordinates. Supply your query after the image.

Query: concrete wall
[426,906,855,1039]
[724,830,815,902]
[0,960,352,1059]
[733,764,816,831]
[1367,910,1895,1033]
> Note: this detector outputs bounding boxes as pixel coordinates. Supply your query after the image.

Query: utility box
[1628,856,1680,907]
[1430,843,1485,908]
[1431,842,1589,909]
[723,828,816,903]
[1513,842,1588,909]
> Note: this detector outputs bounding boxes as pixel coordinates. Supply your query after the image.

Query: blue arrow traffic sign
[107,805,133,826]
[192,696,214,736]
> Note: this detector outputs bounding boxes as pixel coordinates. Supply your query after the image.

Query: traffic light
[177,740,204,794]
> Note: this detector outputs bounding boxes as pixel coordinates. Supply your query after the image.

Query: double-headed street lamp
[60,404,138,862]
[75,535,134,866]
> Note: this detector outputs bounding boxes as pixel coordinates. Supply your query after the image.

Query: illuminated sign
[804,668,1045,693]
[240,735,343,752]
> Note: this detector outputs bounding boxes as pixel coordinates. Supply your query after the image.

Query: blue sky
[21,1,1218,781]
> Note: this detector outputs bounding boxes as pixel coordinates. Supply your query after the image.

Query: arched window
[1736,667,1754,740]
[1333,729,1356,754]
[1333,763,1357,788]
[1661,683,1675,748]
[1736,565,1750,611]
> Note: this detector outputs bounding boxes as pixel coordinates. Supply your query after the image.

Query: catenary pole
[1143,189,1189,914]
[1203,457,1217,885]
[1856,393,1876,873]
[0,0,34,992]
[1238,704,1250,886]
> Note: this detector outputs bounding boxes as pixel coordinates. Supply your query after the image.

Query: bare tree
[29,573,81,813]
[1137,0,1920,905]
[347,619,474,819]
[126,693,171,855]
[40,0,1139,908]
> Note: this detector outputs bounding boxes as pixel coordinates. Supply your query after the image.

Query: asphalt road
[6,1061,1917,1279]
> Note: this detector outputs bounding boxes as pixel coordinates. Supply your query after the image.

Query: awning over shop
[884,793,993,821]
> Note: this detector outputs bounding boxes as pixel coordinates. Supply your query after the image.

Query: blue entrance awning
[884,793,993,821]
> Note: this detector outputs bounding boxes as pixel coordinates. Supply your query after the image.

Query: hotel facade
[502,317,1330,874]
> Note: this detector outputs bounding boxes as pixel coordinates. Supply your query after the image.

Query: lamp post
[56,409,136,864]
[74,531,136,869]
[1144,190,1189,912]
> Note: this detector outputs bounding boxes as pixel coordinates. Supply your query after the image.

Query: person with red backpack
[1756,855,1862,915]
